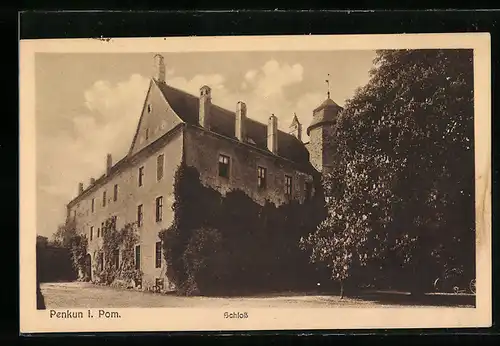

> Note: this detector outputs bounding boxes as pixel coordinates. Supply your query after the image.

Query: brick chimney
[106,153,112,175]
[154,54,165,83]
[267,114,278,154]
[78,182,84,195]
[235,101,247,141]
[199,85,212,129]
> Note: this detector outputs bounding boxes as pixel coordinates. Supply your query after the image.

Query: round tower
[306,97,343,172]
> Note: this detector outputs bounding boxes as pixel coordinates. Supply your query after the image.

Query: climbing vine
[159,159,327,296]
[93,217,142,288]
[69,234,89,281]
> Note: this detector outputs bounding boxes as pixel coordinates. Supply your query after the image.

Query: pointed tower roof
[290,113,301,126]
[307,97,343,136]
[313,98,340,113]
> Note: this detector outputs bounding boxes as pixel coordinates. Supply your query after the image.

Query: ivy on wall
[92,217,142,288]
[69,233,90,282]
[159,159,328,296]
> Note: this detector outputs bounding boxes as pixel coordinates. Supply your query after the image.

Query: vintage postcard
[20,33,491,333]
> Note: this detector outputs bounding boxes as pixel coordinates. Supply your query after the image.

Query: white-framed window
[218,154,230,178]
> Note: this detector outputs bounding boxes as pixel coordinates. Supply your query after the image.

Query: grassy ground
[39,282,475,309]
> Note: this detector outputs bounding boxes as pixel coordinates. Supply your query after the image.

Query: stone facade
[66,54,342,292]
[67,127,183,291]
[184,125,314,207]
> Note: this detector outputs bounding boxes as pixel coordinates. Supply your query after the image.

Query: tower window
[147,104,152,113]
[145,128,149,140]
[218,154,230,178]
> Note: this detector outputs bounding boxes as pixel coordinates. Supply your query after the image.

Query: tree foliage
[51,219,78,248]
[300,49,475,294]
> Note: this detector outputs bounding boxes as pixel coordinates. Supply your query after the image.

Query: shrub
[182,227,228,295]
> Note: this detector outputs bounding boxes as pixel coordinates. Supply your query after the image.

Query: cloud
[250,60,304,98]
[37,74,150,237]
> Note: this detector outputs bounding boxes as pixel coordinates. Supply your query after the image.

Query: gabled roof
[156,80,312,166]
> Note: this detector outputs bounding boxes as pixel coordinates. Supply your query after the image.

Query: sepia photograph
[20,34,491,332]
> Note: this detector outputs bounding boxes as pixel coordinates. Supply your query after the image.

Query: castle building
[66,54,343,291]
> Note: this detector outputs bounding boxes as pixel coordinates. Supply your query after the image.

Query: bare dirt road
[39,282,475,309]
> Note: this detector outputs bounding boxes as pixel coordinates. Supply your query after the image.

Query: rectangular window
[156,196,163,222]
[137,204,143,227]
[99,255,104,271]
[145,128,149,140]
[113,249,120,269]
[102,191,106,207]
[91,198,95,213]
[101,222,105,236]
[97,228,100,238]
[157,154,164,181]
[90,226,94,241]
[138,166,144,187]
[113,184,118,202]
[305,182,312,201]
[135,245,141,270]
[112,215,117,230]
[285,175,293,196]
[155,241,162,268]
[218,154,230,178]
[257,166,267,189]
[73,210,76,220]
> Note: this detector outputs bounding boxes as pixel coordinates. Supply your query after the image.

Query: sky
[35,50,377,238]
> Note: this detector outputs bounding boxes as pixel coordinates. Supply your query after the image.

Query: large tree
[301,49,475,295]
[51,218,77,248]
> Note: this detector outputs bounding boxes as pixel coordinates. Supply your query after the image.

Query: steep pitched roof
[156,81,311,166]
[290,113,301,126]
[307,98,343,135]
